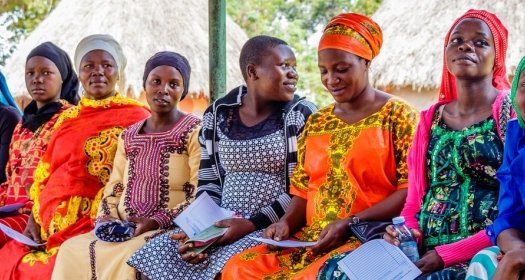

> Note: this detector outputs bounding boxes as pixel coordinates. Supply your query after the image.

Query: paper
[249,237,317,248]
[0,223,46,247]
[337,239,421,280]
[174,192,235,238]
[0,203,25,213]
[187,225,228,244]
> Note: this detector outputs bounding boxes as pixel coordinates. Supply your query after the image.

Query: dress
[127,86,317,280]
[0,94,150,280]
[51,114,201,280]
[0,101,71,247]
[223,98,418,280]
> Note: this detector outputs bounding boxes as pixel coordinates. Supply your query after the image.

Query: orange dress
[0,94,150,280]
[222,99,417,279]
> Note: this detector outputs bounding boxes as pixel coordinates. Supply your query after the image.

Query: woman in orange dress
[0,34,150,280]
[221,13,418,279]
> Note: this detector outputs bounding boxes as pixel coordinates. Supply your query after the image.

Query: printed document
[0,223,46,247]
[250,237,317,248]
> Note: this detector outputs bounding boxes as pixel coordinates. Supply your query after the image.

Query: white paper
[0,223,46,247]
[174,192,235,238]
[337,239,421,280]
[249,237,317,248]
[0,203,25,213]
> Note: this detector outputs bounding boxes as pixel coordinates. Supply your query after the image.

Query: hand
[415,250,444,275]
[310,219,351,255]
[171,232,208,264]
[384,225,421,247]
[263,221,291,251]
[214,218,256,246]
[493,248,525,280]
[23,214,44,250]
[127,217,159,237]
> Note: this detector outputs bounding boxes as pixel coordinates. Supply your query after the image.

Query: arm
[0,108,20,183]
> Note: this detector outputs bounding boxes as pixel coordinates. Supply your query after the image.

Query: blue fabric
[0,71,21,115]
[94,220,136,242]
[488,119,525,244]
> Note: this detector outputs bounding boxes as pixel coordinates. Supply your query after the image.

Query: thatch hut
[1,0,248,115]
[371,0,524,110]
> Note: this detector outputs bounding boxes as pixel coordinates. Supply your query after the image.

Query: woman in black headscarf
[0,42,79,247]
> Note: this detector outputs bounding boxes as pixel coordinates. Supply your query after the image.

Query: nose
[91,64,104,75]
[287,67,298,79]
[458,40,474,52]
[32,73,43,84]
[326,72,340,86]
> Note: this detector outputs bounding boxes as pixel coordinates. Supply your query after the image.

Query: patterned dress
[51,115,201,280]
[223,99,418,280]
[128,106,290,279]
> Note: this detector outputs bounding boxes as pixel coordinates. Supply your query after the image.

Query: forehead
[148,65,183,79]
[81,49,116,63]
[262,44,295,61]
[26,56,57,69]
[451,18,492,37]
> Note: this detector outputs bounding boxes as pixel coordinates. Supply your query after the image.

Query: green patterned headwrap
[511,56,525,128]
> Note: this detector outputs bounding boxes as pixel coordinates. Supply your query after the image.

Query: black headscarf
[22,42,79,131]
[142,51,191,100]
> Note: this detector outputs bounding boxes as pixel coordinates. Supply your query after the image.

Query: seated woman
[51,51,201,280]
[0,34,150,279]
[127,35,317,280]
[0,42,79,247]
[222,13,418,279]
[465,56,525,280]
[0,71,21,185]
[373,9,514,280]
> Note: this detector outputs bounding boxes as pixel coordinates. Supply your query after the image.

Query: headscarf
[74,34,127,92]
[26,41,80,105]
[143,51,191,100]
[318,13,383,61]
[439,9,510,101]
[22,42,80,131]
[511,56,525,128]
[0,71,21,115]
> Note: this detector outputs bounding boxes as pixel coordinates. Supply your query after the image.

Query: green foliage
[227,0,382,107]
[0,0,59,66]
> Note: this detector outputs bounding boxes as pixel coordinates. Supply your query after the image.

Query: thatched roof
[1,0,248,99]
[370,0,524,91]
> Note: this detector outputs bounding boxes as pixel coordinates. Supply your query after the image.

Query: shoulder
[0,105,21,123]
[506,119,525,138]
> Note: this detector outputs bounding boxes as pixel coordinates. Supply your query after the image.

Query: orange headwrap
[439,9,510,101]
[318,13,383,61]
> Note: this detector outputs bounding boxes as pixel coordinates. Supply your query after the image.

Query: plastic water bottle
[392,216,420,262]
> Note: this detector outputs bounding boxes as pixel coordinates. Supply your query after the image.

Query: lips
[90,79,107,85]
[30,88,46,94]
[453,55,476,63]
[328,86,346,96]
[283,80,297,91]
[153,97,169,105]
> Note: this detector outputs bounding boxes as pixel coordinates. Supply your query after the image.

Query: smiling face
[445,18,496,81]
[78,50,118,100]
[25,56,63,108]
[318,48,369,103]
[145,65,184,114]
[250,44,298,102]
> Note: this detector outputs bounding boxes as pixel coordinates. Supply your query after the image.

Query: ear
[246,64,258,80]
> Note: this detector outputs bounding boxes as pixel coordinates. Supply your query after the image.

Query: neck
[147,110,183,132]
[336,83,375,112]
[454,78,498,112]
[242,88,281,116]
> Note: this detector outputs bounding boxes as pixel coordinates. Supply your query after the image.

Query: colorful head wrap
[0,71,21,114]
[74,34,127,92]
[439,9,510,101]
[27,42,80,105]
[318,13,383,61]
[143,51,191,100]
[511,56,525,128]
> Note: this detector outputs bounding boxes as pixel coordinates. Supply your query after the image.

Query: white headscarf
[74,34,127,92]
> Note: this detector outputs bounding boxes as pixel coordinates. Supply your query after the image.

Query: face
[79,50,118,100]
[445,18,496,80]
[515,71,525,120]
[250,44,298,102]
[145,65,184,114]
[318,48,369,103]
[25,56,63,108]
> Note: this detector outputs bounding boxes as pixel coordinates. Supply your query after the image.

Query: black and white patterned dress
[128,106,287,280]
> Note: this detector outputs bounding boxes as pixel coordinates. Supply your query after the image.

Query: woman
[376,9,514,280]
[466,56,525,280]
[52,51,201,280]
[0,34,150,279]
[0,42,79,247]
[0,71,21,184]
[222,13,418,280]
[127,35,317,280]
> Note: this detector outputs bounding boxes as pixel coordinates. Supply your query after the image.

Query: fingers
[383,226,400,246]
[181,252,208,264]
[411,229,422,238]
[264,226,276,239]
[170,232,188,241]
[177,241,193,255]
[215,218,232,228]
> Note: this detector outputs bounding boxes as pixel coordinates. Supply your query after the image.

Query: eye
[43,71,50,75]
[336,67,349,73]
[26,71,34,76]
[152,79,160,85]
[474,40,489,47]
[169,82,179,89]
[103,64,112,68]
[449,37,462,45]
[319,68,327,75]
[83,64,93,69]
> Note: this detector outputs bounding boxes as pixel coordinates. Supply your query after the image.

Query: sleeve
[97,134,127,221]
[195,111,224,206]
[151,126,202,228]
[289,116,312,199]
[392,103,419,189]
[0,109,20,184]
[434,230,492,267]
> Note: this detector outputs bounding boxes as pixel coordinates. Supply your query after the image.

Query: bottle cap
[392,216,405,225]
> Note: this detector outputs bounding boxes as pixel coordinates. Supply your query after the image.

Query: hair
[239,35,288,81]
